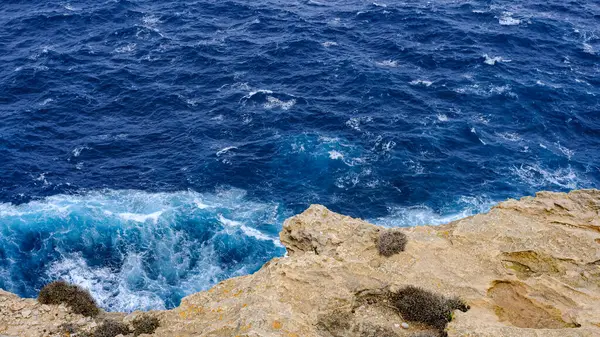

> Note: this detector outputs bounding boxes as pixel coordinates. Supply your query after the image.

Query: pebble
[21,309,31,318]
[401,322,409,329]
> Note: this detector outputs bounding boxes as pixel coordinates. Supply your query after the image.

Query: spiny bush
[388,286,469,336]
[38,280,100,317]
[93,320,131,337]
[377,230,408,256]
[132,314,160,336]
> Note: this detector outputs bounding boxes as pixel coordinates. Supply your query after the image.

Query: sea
[0,0,598,312]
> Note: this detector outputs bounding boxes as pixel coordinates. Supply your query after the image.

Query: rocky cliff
[1,190,599,337]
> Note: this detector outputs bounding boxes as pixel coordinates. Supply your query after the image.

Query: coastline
[1,189,599,336]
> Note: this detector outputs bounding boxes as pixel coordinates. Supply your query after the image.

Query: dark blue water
[1,0,599,311]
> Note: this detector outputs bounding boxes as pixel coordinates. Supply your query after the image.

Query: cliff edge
[1,190,599,336]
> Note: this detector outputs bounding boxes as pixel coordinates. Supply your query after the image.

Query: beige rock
[0,189,599,337]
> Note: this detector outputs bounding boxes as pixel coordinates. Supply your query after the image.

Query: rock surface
[1,189,599,336]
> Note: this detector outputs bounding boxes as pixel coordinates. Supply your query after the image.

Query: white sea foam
[404,159,425,175]
[194,199,211,209]
[499,13,521,26]
[72,145,89,157]
[264,96,296,110]
[40,98,54,106]
[496,132,521,142]
[142,15,161,27]
[328,17,343,27]
[455,84,516,98]
[218,214,282,246]
[436,114,448,122]
[216,146,237,156]
[184,98,201,107]
[575,78,591,86]
[114,43,137,54]
[345,116,372,132]
[35,173,50,186]
[322,41,338,47]
[0,188,284,312]
[375,60,398,67]
[119,211,164,224]
[483,54,511,65]
[372,196,494,227]
[409,79,433,87]
[583,43,595,54]
[555,142,574,160]
[328,150,344,160]
[218,214,242,227]
[242,89,273,100]
[511,164,582,189]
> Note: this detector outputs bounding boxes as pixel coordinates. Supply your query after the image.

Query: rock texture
[1,189,600,337]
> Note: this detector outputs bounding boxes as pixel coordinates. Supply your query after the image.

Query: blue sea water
[0,0,599,311]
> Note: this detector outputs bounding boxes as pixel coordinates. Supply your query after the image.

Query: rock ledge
[1,190,599,336]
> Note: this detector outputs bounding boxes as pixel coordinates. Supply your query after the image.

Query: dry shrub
[93,320,130,337]
[132,314,160,336]
[388,286,469,335]
[38,280,100,317]
[378,230,407,256]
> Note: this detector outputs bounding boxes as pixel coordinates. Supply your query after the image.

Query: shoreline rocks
[1,189,599,336]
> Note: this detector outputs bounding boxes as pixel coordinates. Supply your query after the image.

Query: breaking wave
[0,189,285,312]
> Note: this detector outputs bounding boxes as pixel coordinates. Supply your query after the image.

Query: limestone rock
[0,189,599,336]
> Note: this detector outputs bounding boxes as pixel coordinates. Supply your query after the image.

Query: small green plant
[388,286,469,336]
[132,314,160,336]
[38,280,100,317]
[377,230,408,256]
[93,320,131,337]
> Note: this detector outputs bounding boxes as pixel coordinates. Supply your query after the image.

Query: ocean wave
[372,196,495,228]
[483,54,511,65]
[375,60,398,68]
[510,164,583,190]
[495,132,522,142]
[454,84,517,98]
[264,96,296,110]
[409,79,433,87]
[0,189,285,312]
[498,12,521,26]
